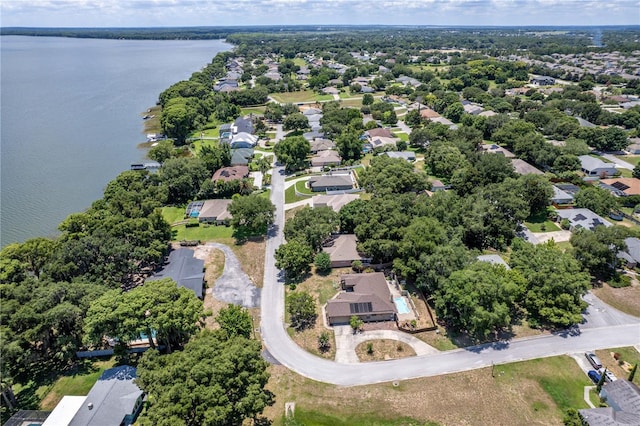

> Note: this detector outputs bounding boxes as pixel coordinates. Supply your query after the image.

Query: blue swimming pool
[394,297,410,314]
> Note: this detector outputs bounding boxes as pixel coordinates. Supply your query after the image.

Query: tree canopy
[228,194,276,239]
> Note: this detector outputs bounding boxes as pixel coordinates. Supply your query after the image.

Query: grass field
[241,106,266,116]
[592,281,640,317]
[295,180,314,195]
[270,90,318,104]
[285,184,313,204]
[265,355,588,425]
[340,98,363,108]
[162,206,186,224]
[38,359,116,410]
[616,155,640,166]
[524,209,560,233]
[172,223,234,241]
[315,94,335,102]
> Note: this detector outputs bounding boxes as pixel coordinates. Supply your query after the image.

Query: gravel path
[207,242,260,308]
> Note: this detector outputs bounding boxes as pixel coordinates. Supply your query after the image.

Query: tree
[228,193,275,239]
[287,291,316,331]
[284,206,339,252]
[602,127,629,152]
[317,331,331,352]
[160,97,195,145]
[335,128,363,161]
[570,226,628,279]
[574,186,619,217]
[629,363,637,382]
[147,139,175,163]
[516,175,554,215]
[359,156,428,196]
[597,368,607,391]
[84,279,204,353]
[633,163,640,179]
[563,408,584,426]
[136,330,274,426]
[424,141,468,178]
[435,262,526,338]
[216,304,252,339]
[350,315,364,333]
[444,102,465,123]
[362,93,374,105]
[283,113,309,132]
[159,157,209,204]
[274,136,310,172]
[275,239,314,282]
[393,217,449,282]
[314,252,332,274]
[510,240,590,327]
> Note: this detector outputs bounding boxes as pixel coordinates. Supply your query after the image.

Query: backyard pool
[394,297,411,314]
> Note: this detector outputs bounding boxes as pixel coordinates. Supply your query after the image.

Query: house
[360,85,375,93]
[303,130,324,141]
[556,208,612,231]
[213,79,239,92]
[579,380,640,426]
[308,173,354,192]
[601,178,640,196]
[617,237,640,268]
[197,199,232,224]
[368,136,398,150]
[419,107,440,119]
[576,117,597,128]
[325,273,397,325]
[579,155,618,177]
[321,87,339,95]
[626,139,640,154]
[146,248,205,299]
[477,254,511,270]
[511,158,544,175]
[212,165,250,182]
[219,123,233,138]
[551,185,575,205]
[530,76,556,86]
[312,193,359,212]
[481,143,516,158]
[555,183,581,197]
[230,132,258,149]
[310,138,335,153]
[430,179,448,191]
[42,366,144,426]
[429,116,458,130]
[395,75,421,86]
[463,103,484,115]
[230,148,254,166]
[478,110,498,117]
[311,150,342,167]
[302,107,322,116]
[322,234,370,268]
[365,128,394,139]
[382,151,416,162]
[234,116,254,134]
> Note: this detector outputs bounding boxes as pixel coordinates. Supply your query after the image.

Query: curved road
[260,164,640,386]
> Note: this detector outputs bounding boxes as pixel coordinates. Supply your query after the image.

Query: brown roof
[366,128,394,139]
[601,178,640,196]
[419,108,440,119]
[311,150,342,166]
[211,166,249,182]
[313,193,359,212]
[326,272,396,318]
[198,199,232,221]
[322,234,362,262]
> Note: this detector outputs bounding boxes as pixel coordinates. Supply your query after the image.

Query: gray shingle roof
[146,248,204,298]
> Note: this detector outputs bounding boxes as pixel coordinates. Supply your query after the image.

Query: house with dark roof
[530,76,556,86]
[234,116,254,134]
[325,273,397,325]
[579,380,640,426]
[365,128,394,139]
[145,249,205,299]
[42,366,145,426]
[230,148,254,166]
[212,165,250,183]
[556,208,612,231]
[322,234,370,268]
[308,173,354,192]
[617,237,640,268]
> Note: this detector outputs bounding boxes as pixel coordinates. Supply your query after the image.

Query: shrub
[317,331,331,352]
[366,342,374,355]
[314,252,332,274]
[608,274,631,288]
[560,218,571,230]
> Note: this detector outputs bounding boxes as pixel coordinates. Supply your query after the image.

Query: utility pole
[491,361,495,378]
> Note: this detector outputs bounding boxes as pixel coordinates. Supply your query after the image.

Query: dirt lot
[263,355,584,425]
[355,339,415,361]
[219,237,266,288]
[592,280,640,317]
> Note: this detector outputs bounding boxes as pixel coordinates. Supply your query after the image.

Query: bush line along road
[261,163,640,386]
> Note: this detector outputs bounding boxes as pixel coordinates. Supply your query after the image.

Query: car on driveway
[588,370,601,384]
[600,369,617,382]
[585,352,603,369]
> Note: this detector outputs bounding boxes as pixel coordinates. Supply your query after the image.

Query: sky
[1,0,639,28]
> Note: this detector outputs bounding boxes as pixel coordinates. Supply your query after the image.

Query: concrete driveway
[333,325,439,363]
[602,153,634,170]
[207,242,260,308]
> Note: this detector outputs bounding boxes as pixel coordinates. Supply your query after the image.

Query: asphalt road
[260,165,640,386]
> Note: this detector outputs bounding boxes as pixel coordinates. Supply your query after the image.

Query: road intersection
[260,163,640,386]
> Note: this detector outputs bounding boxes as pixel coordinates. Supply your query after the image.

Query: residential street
[260,162,640,386]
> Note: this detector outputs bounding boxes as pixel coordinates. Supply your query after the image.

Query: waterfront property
[145,249,205,299]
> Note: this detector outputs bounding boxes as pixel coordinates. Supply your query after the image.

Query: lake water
[1,36,232,246]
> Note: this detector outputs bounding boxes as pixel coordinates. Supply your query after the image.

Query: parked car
[600,369,617,382]
[588,370,601,384]
[585,352,603,369]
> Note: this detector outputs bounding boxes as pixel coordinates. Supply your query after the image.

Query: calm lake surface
[1,36,231,246]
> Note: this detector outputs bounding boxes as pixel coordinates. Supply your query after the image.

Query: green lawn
[241,106,266,116]
[288,409,437,426]
[270,90,317,104]
[524,208,560,233]
[340,98,363,108]
[171,223,234,241]
[295,180,314,195]
[314,94,335,102]
[615,155,640,167]
[38,359,116,410]
[162,206,186,225]
[497,356,592,411]
[393,132,409,142]
[619,169,633,178]
[285,184,313,204]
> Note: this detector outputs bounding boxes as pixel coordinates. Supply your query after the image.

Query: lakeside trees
[228,193,276,239]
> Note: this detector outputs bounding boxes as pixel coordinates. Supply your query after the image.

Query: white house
[579,155,618,177]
